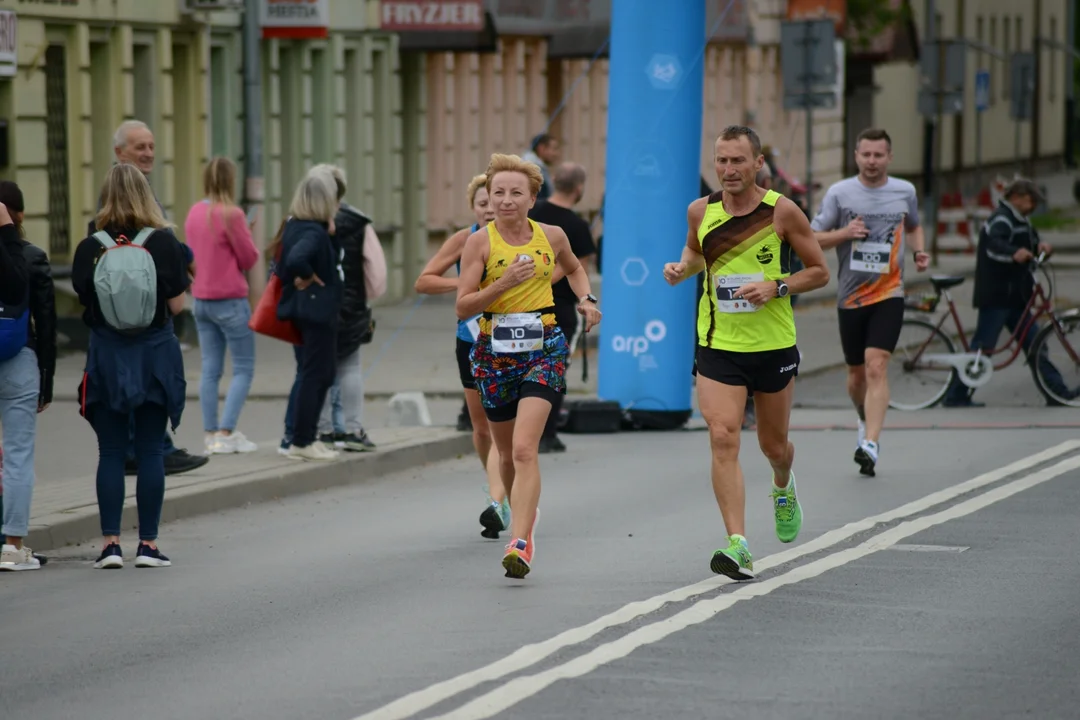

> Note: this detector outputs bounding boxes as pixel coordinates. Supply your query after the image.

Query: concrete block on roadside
[387,391,433,427]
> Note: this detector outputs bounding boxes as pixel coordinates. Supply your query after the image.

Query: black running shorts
[694,345,800,394]
[837,297,905,366]
[456,338,476,389]
[483,381,562,423]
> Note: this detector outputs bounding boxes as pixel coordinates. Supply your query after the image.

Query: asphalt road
[3,416,1079,720]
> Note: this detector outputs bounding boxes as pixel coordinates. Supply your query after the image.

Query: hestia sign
[261,0,329,39]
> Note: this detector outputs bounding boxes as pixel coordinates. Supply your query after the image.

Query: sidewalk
[24,426,474,553]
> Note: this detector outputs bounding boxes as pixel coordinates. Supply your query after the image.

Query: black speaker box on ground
[559,398,623,434]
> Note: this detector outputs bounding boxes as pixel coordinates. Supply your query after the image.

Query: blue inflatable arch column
[597,0,706,430]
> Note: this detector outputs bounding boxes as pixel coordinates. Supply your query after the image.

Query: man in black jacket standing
[944,178,1072,406]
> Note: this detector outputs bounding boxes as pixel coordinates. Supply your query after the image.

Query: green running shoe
[710,535,755,580]
[771,472,803,544]
[498,497,512,530]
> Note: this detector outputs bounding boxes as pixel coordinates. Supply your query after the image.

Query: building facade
[0,0,851,302]
[853,0,1069,189]
[422,0,847,236]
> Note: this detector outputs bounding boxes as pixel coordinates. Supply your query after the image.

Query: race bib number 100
[491,312,543,353]
[714,273,764,314]
[850,241,891,274]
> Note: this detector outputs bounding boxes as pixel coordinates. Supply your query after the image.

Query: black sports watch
[775,280,790,298]
[580,293,598,304]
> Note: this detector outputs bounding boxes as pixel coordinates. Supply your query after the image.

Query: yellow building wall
[873,0,1068,177]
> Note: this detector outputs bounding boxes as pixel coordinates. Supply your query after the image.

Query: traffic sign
[975,70,990,112]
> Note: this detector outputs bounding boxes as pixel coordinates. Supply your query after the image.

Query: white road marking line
[434,453,1080,720]
[889,544,969,553]
[351,440,1080,720]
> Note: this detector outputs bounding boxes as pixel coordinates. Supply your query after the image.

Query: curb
[25,432,476,553]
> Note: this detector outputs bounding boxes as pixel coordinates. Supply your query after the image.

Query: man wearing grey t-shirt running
[811,128,929,477]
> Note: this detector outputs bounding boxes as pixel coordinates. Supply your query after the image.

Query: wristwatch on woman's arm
[580,294,598,304]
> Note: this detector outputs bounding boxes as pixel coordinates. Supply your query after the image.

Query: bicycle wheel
[1029,312,1080,408]
[889,318,957,410]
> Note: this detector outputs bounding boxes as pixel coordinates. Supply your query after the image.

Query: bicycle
[890,254,1080,410]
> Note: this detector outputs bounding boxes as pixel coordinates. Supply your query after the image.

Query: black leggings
[291,322,337,447]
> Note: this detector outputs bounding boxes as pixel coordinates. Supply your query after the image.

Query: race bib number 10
[850,241,891,274]
[491,312,543,353]
[714,273,764,314]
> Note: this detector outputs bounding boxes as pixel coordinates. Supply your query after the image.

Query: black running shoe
[135,544,172,568]
[94,543,124,569]
[479,502,505,539]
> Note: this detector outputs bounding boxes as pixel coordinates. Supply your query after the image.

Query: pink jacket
[184,201,260,300]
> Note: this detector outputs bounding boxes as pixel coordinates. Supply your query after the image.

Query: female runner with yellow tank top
[456,153,601,579]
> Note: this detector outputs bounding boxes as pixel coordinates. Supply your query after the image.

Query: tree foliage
[846,0,912,50]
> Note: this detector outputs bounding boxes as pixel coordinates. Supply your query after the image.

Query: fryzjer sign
[261,0,329,39]
[380,0,484,31]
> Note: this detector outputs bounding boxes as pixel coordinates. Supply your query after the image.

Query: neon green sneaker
[710,534,755,580]
[771,472,803,543]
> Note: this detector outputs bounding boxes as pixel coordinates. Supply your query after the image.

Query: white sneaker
[857,419,867,450]
[208,431,259,455]
[286,441,339,462]
[225,431,258,453]
[0,544,41,571]
[204,432,219,456]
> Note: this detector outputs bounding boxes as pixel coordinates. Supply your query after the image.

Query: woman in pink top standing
[184,157,261,455]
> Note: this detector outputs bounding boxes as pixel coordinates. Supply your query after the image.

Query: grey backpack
[92,228,158,332]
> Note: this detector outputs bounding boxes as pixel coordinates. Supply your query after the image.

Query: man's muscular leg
[698,376,748,537]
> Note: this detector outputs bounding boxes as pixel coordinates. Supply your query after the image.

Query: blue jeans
[0,348,39,538]
[282,345,303,446]
[194,298,256,432]
[318,349,363,436]
[945,306,1068,403]
[94,402,168,540]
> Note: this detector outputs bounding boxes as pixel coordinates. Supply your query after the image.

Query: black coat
[334,202,375,360]
[276,219,342,327]
[22,241,57,405]
[973,201,1039,309]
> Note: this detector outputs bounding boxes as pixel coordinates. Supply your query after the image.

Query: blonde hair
[484,154,544,196]
[308,163,347,201]
[95,163,172,231]
[203,157,237,205]
[288,172,338,222]
[466,174,488,208]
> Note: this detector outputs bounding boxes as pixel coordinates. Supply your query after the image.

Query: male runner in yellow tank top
[664,125,829,580]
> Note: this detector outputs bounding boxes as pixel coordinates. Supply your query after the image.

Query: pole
[243,0,267,304]
[976,99,983,190]
[803,23,814,214]
[1067,0,1076,167]
[922,0,940,265]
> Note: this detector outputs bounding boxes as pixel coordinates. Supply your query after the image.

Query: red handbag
[249,273,302,345]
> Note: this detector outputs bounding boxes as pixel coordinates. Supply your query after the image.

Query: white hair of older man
[113,120,152,150]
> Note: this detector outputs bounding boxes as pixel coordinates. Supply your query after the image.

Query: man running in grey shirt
[811,128,929,477]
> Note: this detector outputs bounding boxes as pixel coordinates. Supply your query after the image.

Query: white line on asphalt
[351,440,1080,720]
[431,452,1080,720]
